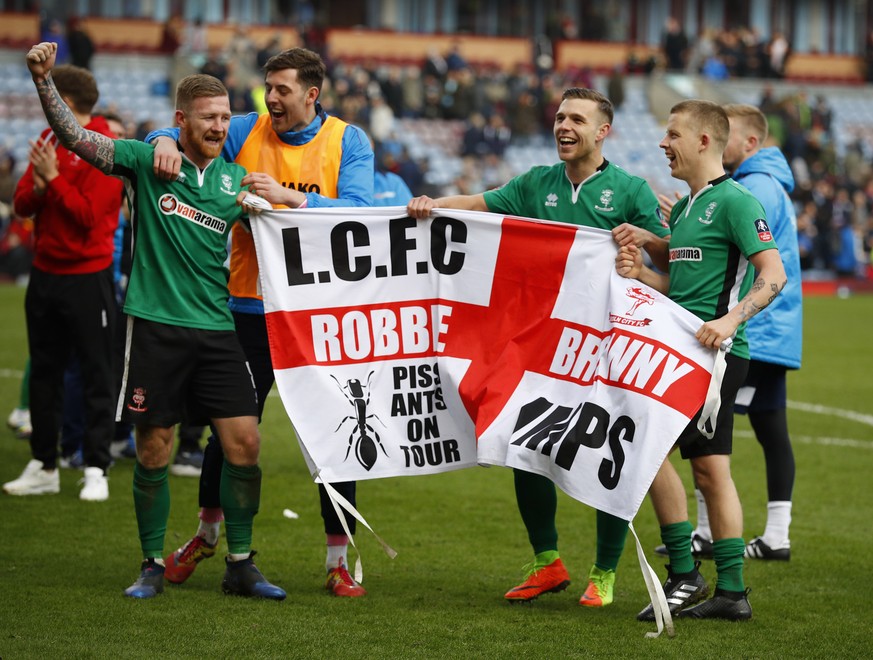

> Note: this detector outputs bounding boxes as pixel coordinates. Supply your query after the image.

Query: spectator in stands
[225,24,258,91]
[424,48,448,80]
[368,94,396,143]
[2,64,122,502]
[811,178,835,269]
[379,65,406,117]
[483,113,512,157]
[444,40,468,72]
[401,65,424,118]
[832,187,859,276]
[257,33,283,70]
[606,65,625,111]
[766,31,791,78]
[158,16,183,54]
[796,201,817,270]
[67,18,95,70]
[200,46,229,84]
[461,112,488,157]
[40,18,69,64]
[396,145,425,194]
[662,17,689,71]
[701,53,730,80]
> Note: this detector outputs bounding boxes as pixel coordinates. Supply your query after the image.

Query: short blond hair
[723,103,769,144]
[670,99,730,151]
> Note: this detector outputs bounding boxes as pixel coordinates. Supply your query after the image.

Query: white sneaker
[7,407,32,439]
[79,467,109,502]
[3,459,60,495]
[6,407,29,429]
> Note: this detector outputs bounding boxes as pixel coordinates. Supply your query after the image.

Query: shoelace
[178,536,208,563]
[330,565,357,586]
[520,560,549,580]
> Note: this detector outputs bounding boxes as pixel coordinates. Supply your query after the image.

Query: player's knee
[224,429,260,465]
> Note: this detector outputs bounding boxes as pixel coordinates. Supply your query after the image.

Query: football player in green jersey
[409,87,670,608]
[26,41,285,601]
[617,99,786,621]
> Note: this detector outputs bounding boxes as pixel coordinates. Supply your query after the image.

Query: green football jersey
[483,160,668,236]
[112,139,246,331]
[667,177,777,359]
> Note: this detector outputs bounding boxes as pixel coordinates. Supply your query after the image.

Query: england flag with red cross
[251,207,719,522]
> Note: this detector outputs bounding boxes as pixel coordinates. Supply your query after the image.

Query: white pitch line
[1,369,871,445]
[787,400,873,427]
[734,429,872,449]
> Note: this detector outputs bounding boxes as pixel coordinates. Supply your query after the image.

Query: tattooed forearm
[768,280,785,305]
[737,276,786,322]
[34,76,115,174]
[738,298,763,322]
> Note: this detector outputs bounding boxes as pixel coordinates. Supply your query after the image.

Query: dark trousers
[198,310,357,535]
[25,266,116,471]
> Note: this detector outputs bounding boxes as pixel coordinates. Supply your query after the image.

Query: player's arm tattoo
[737,275,786,321]
[34,75,115,174]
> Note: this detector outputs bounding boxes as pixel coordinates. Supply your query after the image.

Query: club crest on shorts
[128,387,148,412]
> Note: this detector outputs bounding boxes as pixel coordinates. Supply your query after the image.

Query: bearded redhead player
[146,47,375,598]
[25,40,285,601]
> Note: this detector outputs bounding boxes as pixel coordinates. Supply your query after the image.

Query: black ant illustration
[331,371,388,471]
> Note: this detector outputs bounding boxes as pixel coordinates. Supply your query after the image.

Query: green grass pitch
[1,283,871,658]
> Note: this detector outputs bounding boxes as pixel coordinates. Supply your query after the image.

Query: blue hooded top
[731,146,802,369]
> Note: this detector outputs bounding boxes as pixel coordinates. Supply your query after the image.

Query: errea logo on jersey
[158,194,227,234]
[545,193,558,207]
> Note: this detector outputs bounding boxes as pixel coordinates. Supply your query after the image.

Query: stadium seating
[0,51,174,174]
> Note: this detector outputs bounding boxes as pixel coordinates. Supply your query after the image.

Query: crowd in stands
[1,17,872,283]
[658,18,793,80]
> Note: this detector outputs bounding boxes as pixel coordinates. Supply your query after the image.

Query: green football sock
[221,462,261,555]
[713,537,746,592]
[132,462,170,559]
[660,520,695,575]
[595,510,628,572]
[513,468,558,555]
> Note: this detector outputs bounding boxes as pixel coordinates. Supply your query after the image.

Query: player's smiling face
[179,95,231,162]
[660,112,697,181]
[264,68,317,134]
[553,98,609,163]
